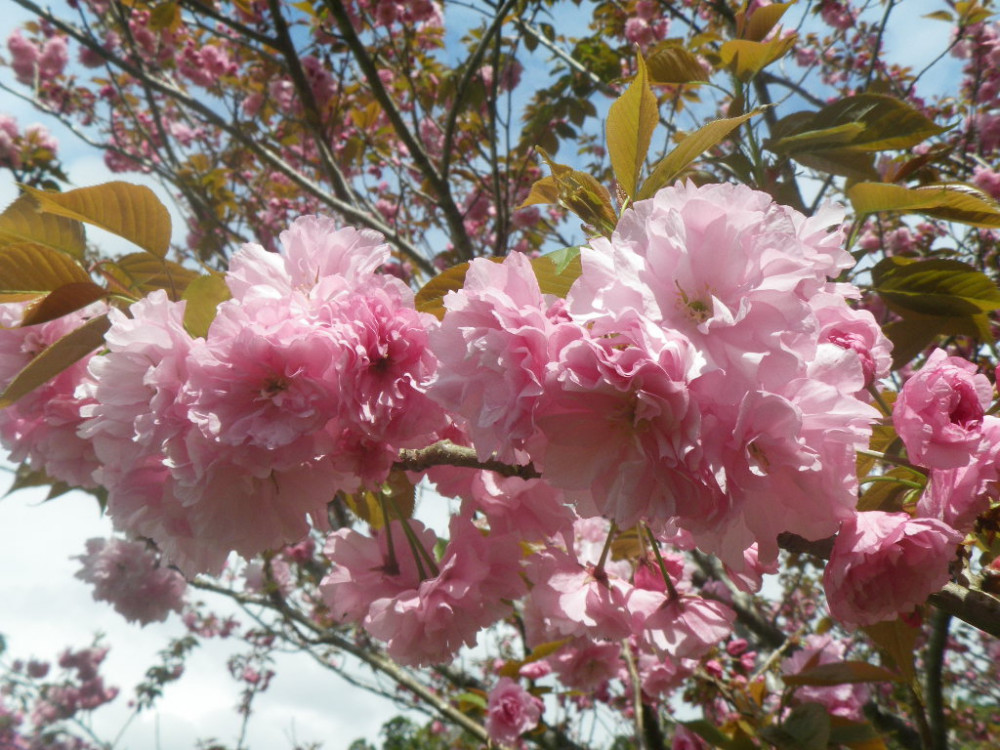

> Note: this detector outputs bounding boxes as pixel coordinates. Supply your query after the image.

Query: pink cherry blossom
[320,519,437,624]
[325,280,446,448]
[429,251,575,464]
[0,302,103,488]
[823,511,961,626]
[184,297,341,469]
[226,215,390,303]
[537,310,710,528]
[467,472,576,542]
[634,594,735,661]
[486,677,543,747]
[918,416,1000,533]
[7,30,40,85]
[75,537,187,625]
[550,638,621,690]
[326,515,525,666]
[894,348,994,469]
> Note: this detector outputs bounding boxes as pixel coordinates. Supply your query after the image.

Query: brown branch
[10,0,433,271]
[395,440,540,479]
[321,0,476,261]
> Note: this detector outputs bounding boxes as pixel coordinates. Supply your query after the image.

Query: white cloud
[0,473,419,749]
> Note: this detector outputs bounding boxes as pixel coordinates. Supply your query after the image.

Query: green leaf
[530,247,582,298]
[637,109,761,201]
[0,243,93,295]
[0,314,110,408]
[848,182,1000,228]
[760,703,831,750]
[414,261,474,320]
[770,95,946,155]
[644,41,710,84]
[858,466,923,513]
[20,283,109,326]
[881,311,991,369]
[101,252,198,299]
[740,2,792,41]
[863,619,918,683]
[783,661,902,686]
[607,54,659,201]
[719,33,797,81]
[527,150,618,235]
[181,273,231,338]
[455,691,488,712]
[871,257,1000,316]
[827,717,887,750]
[0,193,86,259]
[22,182,173,258]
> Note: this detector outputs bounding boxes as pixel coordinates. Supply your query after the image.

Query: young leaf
[0,193,86,259]
[862,619,917,682]
[530,247,582,298]
[498,638,572,678]
[414,261,473,320]
[21,282,109,326]
[181,273,231,338]
[719,34,797,81]
[22,181,173,258]
[0,243,93,294]
[761,703,831,750]
[848,182,1000,228]
[606,54,658,200]
[519,176,561,209]
[100,252,198,299]
[645,41,710,84]
[871,257,1000,317]
[740,2,792,41]
[523,151,617,235]
[769,95,946,155]
[881,312,992,369]
[827,717,887,750]
[783,661,902,686]
[0,314,110,408]
[637,110,760,201]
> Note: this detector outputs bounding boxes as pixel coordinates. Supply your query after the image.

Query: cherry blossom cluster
[0,643,118,750]
[74,217,446,575]
[0,115,59,174]
[4,181,996,746]
[74,537,188,625]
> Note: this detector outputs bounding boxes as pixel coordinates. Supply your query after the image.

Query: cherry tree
[3,0,1000,748]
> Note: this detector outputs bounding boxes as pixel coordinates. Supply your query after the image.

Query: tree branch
[321,0,477,261]
[395,440,540,479]
[10,0,434,272]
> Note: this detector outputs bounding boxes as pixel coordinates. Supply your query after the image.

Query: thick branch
[925,610,950,750]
